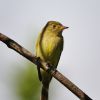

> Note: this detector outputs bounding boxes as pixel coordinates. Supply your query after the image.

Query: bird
[35,21,68,100]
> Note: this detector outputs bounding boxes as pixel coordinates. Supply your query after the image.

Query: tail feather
[41,71,52,100]
[41,85,49,100]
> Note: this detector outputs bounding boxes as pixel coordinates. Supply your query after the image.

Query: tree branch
[0,33,92,100]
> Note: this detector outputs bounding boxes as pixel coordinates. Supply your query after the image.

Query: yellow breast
[41,34,63,66]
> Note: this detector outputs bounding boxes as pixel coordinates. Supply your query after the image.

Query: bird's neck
[44,29,62,37]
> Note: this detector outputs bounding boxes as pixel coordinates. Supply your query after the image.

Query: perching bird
[35,21,68,100]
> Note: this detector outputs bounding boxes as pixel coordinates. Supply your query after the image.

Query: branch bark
[0,33,92,100]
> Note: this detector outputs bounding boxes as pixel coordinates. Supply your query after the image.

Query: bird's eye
[52,25,56,28]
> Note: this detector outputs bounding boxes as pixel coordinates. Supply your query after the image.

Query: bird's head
[45,21,68,35]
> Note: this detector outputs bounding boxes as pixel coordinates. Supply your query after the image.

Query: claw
[46,63,56,73]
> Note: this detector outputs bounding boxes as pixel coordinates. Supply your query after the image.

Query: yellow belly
[41,36,63,67]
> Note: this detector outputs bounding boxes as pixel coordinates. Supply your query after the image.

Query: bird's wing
[35,27,47,81]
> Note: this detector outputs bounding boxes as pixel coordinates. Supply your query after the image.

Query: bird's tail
[41,70,52,100]
[41,84,49,100]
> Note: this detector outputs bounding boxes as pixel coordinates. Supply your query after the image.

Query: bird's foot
[46,63,56,73]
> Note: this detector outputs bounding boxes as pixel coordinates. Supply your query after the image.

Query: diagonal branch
[0,33,92,100]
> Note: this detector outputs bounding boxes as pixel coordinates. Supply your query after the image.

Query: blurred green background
[12,63,41,100]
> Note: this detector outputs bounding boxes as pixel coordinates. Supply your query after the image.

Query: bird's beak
[61,26,69,30]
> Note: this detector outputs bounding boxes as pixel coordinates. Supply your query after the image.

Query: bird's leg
[36,57,42,81]
[46,62,56,73]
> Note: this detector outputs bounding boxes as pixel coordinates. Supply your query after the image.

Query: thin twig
[0,33,92,100]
